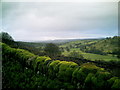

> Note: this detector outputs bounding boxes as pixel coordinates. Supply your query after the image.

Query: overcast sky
[1,2,118,41]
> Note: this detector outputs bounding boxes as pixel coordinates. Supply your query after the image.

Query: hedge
[2,42,120,89]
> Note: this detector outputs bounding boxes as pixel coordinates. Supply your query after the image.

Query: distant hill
[24,38,104,44]
[1,31,119,57]
[60,36,120,58]
[33,39,84,44]
[80,36,120,54]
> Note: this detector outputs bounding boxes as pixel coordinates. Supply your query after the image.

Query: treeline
[2,42,120,89]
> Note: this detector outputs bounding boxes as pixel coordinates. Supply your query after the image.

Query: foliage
[84,71,112,89]
[36,56,51,74]
[57,61,78,81]
[72,63,103,84]
[68,50,84,59]
[84,73,95,89]
[2,43,120,89]
[107,77,119,87]
[60,36,120,61]
[62,48,119,62]
[111,78,120,89]
[91,71,112,88]
[44,43,61,58]
[0,32,14,41]
[48,60,61,78]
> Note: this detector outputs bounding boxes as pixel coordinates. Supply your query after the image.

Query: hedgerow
[2,42,120,89]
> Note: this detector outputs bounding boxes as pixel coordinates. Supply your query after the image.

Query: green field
[62,48,120,62]
[82,53,119,61]
[60,37,120,62]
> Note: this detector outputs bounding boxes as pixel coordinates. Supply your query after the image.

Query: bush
[68,50,84,59]
[44,43,61,59]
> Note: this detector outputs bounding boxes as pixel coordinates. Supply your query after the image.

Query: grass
[60,39,99,48]
[62,49,120,62]
[82,52,119,62]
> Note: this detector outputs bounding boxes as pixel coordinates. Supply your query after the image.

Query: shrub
[68,50,84,59]
[44,43,61,59]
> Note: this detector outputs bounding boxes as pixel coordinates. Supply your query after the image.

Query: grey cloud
[2,2,118,41]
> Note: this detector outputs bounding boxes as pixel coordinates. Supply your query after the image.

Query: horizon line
[16,37,108,42]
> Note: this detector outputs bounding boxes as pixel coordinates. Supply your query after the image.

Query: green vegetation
[2,42,120,89]
[60,36,120,61]
[62,49,119,62]
[68,50,84,59]
[1,32,120,89]
[0,32,14,41]
[57,61,78,81]
[60,36,120,56]
[1,32,119,61]
[82,52,119,61]
[44,43,61,59]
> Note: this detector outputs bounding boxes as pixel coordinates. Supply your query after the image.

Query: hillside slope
[81,36,120,55]
[60,36,120,57]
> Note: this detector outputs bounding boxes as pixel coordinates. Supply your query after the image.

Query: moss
[2,43,37,68]
[31,56,51,72]
[49,60,61,72]
[48,60,62,78]
[107,77,118,87]
[72,63,104,84]
[81,63,104,71]
[26,56,37,68]
[91,71,112,88]
[111,78,120,89]
[72,67,80,80]
[16,49,35,60]
[57,61,78,81]
[2,42,120,89]
[2,43,16,55]
[62,83,75,88]
[84,73,95,89]
[95,71,112,80]
[34,56,52,73]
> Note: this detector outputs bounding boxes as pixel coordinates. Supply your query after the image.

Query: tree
[66,47,70,52]
[0,32,14,41]
[44,43,61,59]
[0,32,15,46]
[113,47,120,58]
[68,50,84,59]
